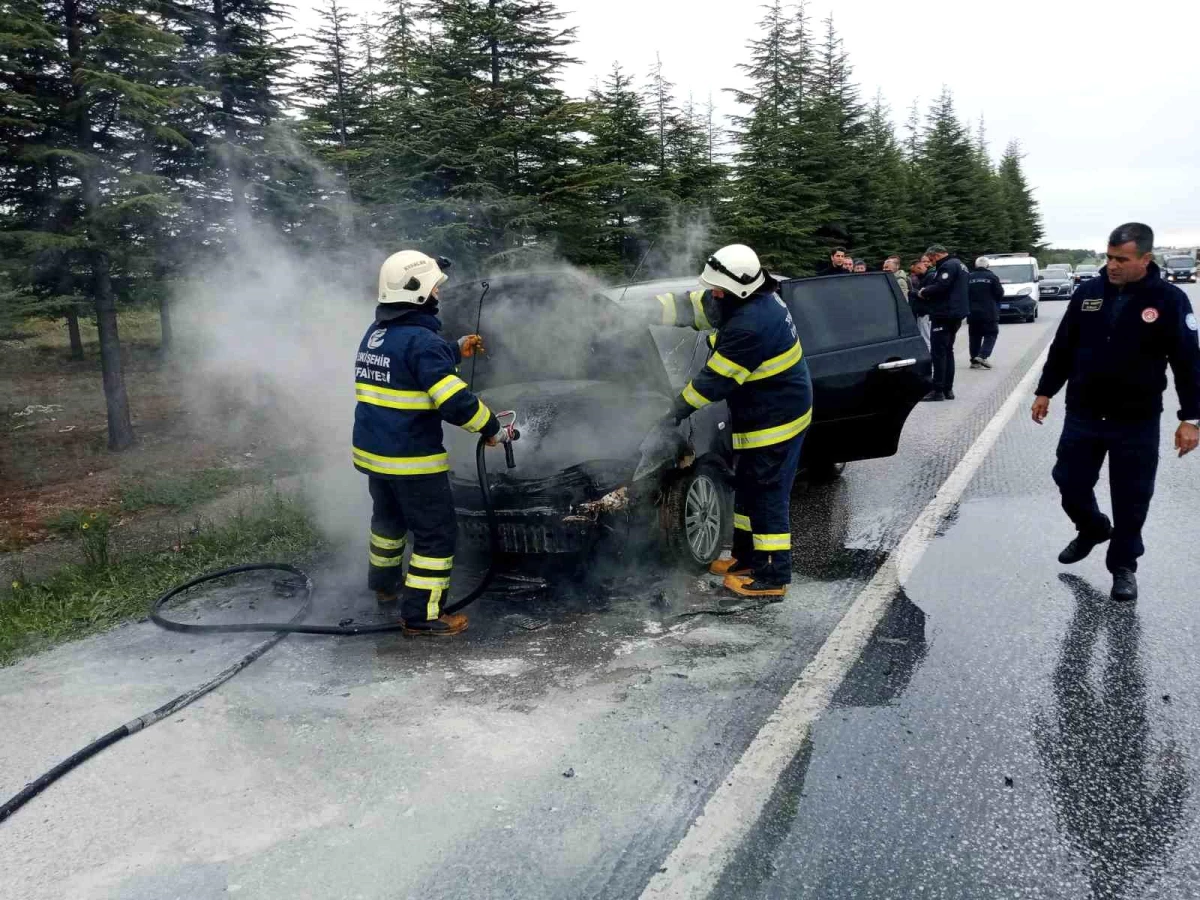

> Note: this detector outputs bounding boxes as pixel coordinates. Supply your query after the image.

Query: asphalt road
[2,287,1199,900]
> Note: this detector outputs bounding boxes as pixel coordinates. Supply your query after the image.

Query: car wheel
[806,460,846,484]
[662,464,731,570]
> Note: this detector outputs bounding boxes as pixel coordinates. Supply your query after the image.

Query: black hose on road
[1,435,506,824]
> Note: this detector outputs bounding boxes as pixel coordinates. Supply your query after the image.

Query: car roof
[602,277,703,307]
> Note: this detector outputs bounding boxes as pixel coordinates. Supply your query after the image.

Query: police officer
[1032,223,1200,602]
[967,256,1004,369]
[656,244,813,599]
[352,251,508,636]
[917,244,970,401]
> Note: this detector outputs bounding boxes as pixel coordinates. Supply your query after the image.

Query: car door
[780,272,932,464]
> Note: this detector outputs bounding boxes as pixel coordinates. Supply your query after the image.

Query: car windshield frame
[1166,258,1194,269]
[1076,266,1098,274]
[990,263,1037,284]
[1042,270,1071,281]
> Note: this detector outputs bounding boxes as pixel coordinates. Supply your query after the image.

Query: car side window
[781,274,900,353]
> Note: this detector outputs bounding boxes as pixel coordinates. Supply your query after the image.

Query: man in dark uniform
[917,244,970,401]
[655,244,813,600]
[353,250,509,636]
[817,247,849,276]
[967,256,1004,369]
[1032,223,1200,602]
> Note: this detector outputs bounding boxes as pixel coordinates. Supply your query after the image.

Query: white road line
[640,342,1054,900]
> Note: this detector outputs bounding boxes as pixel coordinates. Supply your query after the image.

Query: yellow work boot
[723,573,786,601]
[709,557,751,577]
[403,613,469,637]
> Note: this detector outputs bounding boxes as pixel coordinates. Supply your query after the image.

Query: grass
[119,467,259,513]
[0,493,325,665]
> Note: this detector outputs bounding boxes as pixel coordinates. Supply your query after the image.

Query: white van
[985,253,1040,323]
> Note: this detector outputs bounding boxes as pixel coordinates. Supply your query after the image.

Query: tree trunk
[93,252,134,450]
[213,0,248,223]
[66,0,134,451]
[159,289,173,351]
[65,307,84,359]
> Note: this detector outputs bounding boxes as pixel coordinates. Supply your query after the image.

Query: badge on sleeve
[1141,308,1159,324]
[941,272,949,280]
[1081,298,1103,312]
[367,328,387,349]
[1187,313,1198,332]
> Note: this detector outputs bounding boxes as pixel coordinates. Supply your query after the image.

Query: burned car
[440,270,930,570]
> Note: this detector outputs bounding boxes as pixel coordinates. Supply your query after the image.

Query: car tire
[805,460,846,484]
[661,463,732,570]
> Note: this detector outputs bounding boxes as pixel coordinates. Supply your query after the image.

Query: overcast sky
[294,0,1200,251]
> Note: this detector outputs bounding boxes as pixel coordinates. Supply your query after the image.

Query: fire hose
[0,422,518,824]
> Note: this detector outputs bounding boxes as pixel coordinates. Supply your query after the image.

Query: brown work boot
[709,557,751,577]
[403,613,469,637]
[723,573,786,601]
[375,590,399,607]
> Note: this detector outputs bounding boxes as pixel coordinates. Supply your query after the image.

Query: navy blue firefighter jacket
[656,286,813,451]
[1035,262,1200,422]
[353,305,499,478]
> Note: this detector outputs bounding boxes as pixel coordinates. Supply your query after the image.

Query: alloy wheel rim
[684,474,722,561]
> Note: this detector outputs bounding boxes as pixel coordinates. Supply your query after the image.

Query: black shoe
[375,590,399,607]
[970,358,983,369]
[944,390,955,400]
[977,358,993,369]
[1111,569,1138,602]
[921,390,946,402]
[1058,526,1112,564]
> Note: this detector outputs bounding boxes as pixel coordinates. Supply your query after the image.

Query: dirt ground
[0,310,304,564]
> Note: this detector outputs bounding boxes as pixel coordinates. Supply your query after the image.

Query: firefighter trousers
[367,474,457,622]
[730,431,806,586]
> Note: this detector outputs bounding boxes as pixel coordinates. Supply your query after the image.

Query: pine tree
[571,63,659,274]
[913,87,975,253]
[726,0,825,274]
[853,93,909,263]
[997,140,1043,253]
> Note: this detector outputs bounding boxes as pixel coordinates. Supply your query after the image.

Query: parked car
[1074,264,1100,284]
[1044,263,1073,277]
[1038,268,1075,300]
[438,271,931,569]
[986,253,1041,322]
[1163,256,1197,283]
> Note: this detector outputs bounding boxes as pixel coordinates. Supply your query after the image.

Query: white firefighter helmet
[700,244,766,298]
[377,250,449,305]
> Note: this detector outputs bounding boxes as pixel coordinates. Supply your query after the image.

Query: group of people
[351,222,1200,635]
[818,244,1007,402]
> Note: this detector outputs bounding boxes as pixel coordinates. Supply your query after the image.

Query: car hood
[445,380,673,502]
[1001,284,1034,296]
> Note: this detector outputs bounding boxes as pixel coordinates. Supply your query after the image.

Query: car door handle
[878,358,917,370]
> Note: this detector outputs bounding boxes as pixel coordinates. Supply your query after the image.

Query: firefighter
[656,244,814,599]
[352,251,508,636]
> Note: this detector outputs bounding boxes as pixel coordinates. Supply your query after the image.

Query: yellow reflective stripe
[708,332,717,348]
[429,374,468,408]
[682,381,711,409]
[355,383,436,410]
[690,291,712,331]
[352,447,450,475]
[732,408,814,451]
[657,293,677,326]
[707,351,751,384]
[370,533,406,550]
[410,553,453,571]
[462,400,492,434]
[369,551,403,568]
[426,587,443,621]
[734,513,752,532]
[406,573,452,591]
[746,341,803,382]
[753,533,791,552]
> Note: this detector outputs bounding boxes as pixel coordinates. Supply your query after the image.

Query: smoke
[172,135,722,576]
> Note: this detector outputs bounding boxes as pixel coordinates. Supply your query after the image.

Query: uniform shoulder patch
[1187,313,1198,332]
[1142,308,1159,324]
[1081,298,1103,312]
[367,328,387,350]
[941,272,949,280]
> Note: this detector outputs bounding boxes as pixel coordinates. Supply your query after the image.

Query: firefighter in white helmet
[351,250,506,636]
[657,244,814,598]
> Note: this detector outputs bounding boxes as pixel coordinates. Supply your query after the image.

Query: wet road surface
[3,293,1199,899]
